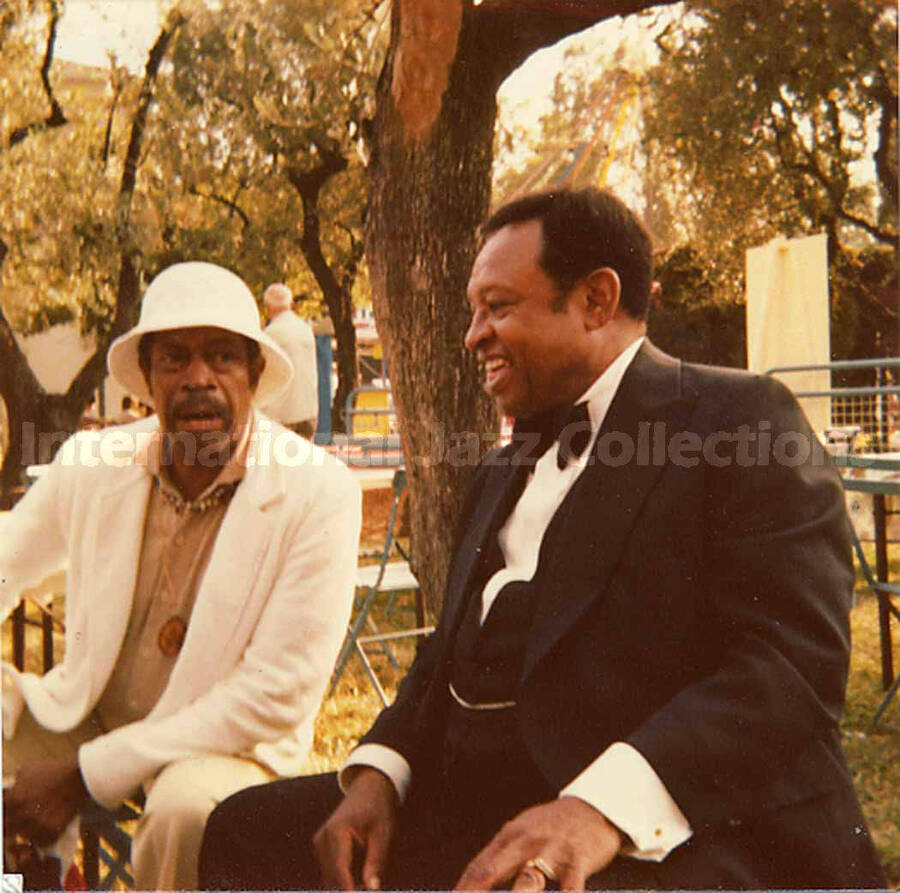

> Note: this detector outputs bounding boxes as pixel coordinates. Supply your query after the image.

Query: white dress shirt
[345,336,693,861]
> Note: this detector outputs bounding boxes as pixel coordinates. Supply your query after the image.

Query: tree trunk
[366,0,677,613]
[0,316,83,507]
[366,8,502,616]
[288,156,361,436]
[0,16,181,505]
[0,317,41,506]
[329,289,359,434]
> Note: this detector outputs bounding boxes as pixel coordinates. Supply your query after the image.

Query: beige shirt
[95,425,250,732]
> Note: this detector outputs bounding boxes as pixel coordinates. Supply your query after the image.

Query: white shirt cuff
[340,743,412,803]
[559,741,692,862]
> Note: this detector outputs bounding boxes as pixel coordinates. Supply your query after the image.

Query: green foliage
[0,0,58,137]
[646,0,897,238]
[0,64,124,336]
[0,0,385,344]
[648,245,746,367]
[648,239,896,370]
[642,0,897,355]
[831,244,898,361]
[498,2,898,363]
[147,0,384,306]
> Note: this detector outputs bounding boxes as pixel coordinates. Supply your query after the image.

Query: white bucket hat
[107,262,294,407]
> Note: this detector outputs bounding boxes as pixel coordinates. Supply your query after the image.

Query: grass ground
[840,590,900,884]
[3,562,898,886]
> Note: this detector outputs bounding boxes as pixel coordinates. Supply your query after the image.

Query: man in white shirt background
[200,189,884,890]
[260,282,319,438]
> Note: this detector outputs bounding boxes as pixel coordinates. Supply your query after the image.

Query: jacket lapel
[157,416,283,708]
[441,454,526,639]
[521,341,697,682]
[82,434,154,704]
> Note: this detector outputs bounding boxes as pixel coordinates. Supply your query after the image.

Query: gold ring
[524,856,558,882]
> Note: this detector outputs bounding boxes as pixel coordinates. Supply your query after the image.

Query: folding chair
[330,469,433,705]
[9,597,58,675]
[5,596,140,890]
[78,797,143,890]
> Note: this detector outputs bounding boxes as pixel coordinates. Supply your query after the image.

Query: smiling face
[143,326,262,455]
[465,220,599,419]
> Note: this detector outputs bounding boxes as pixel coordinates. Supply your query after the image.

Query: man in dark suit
[199,188,885,890]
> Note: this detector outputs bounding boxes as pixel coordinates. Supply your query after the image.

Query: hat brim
[107,320,294,408]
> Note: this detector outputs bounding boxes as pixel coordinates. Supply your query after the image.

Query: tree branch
[66,11,186,405]
[187,184,251,229]
[872,82,898,208]
[286,135,347,198]
[0,299,43,404]
[117,11,186,239]
[285,139,359,432]
[100,76,125,167]
[474,0,680,88]
[836,209,896,245]
[823,96,848,191]
[771,94,894,245]
[480,0,670,18]
[335,219,363,258]
[8,0,67,147]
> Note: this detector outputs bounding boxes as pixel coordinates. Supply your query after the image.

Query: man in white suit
[260,283,319,438]
[1,262,361,889]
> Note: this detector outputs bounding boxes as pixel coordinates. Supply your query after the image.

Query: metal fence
[766,358,900,454]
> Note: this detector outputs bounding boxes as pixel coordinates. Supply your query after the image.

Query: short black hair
[480,187,653,320]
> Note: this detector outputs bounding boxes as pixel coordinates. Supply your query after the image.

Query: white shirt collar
[575,335,645,436]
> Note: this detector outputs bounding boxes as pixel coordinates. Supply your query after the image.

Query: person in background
[260,283,319,439]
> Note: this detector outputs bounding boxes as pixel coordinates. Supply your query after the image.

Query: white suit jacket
[0,412,361,808]
[261,312,319,424]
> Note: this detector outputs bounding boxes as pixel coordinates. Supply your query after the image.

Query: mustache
[171,394,229,418]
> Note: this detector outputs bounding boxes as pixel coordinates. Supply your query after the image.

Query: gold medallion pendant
[158,616,187,657]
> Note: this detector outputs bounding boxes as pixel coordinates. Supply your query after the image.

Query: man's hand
[454,796,624,892]
[312,767,399,891]
[3,757,89,846]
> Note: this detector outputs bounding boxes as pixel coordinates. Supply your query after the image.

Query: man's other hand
[3,757,89,846]
[312,767,399,891]
[454,796,624,891]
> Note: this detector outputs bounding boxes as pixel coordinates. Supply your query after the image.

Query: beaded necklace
[155,478,240,515]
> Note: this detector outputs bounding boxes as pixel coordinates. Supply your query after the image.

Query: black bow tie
[512,402,591,470]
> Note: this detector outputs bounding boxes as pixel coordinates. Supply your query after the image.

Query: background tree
[643,0,898,361]
[0,2,185,503]
[487,1,896,371]
[0,0,384,503]
[151,0,385,428]
[365,0,677,614]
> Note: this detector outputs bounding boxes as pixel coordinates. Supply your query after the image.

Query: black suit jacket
[362,342,884,888]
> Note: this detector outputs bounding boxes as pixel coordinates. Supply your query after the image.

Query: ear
[580,267,620,330]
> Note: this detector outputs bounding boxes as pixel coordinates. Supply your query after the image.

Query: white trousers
[3,707,274,890]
